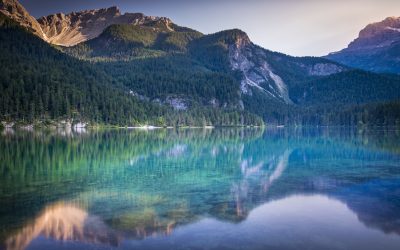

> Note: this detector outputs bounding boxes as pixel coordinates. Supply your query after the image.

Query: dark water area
[1,127,400,250]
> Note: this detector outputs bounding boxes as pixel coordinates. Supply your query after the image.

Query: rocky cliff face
[326,17,400,74]
[228,32,292,103]
[227,30,344,104]
[37,6,175,46]
[1,0,177,46]
[347,17,400,51]
[0,0,46,39]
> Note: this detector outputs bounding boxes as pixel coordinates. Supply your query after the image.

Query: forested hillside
[1,4,400,128]
[290,70,400,106]
[0,13,262,127]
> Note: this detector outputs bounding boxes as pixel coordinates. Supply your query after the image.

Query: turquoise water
[1,127,400,250]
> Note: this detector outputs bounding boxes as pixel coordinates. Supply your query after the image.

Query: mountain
[0,0,198,47]
[0,12,262,126]
[189,29,345,103]
[1,0,399,127]
[37,6,189,47]
[326,17,400,74]
[0,12,165,126]
[0,0,45,39]
[63,25,354,124]
[64,23,400,125]
[63,14,202,59]
[67,25,346,104]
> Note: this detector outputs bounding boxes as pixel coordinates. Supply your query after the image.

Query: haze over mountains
[0,0,399,127]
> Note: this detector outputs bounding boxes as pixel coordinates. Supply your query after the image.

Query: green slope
[64,25,400,126]
[0,13,262,127]
[63,21,203,61]
[0,13,165,125]
[290,70,400,106]
[1,10,399,127]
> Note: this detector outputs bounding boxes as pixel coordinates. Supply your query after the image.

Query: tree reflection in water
[1,127,400,250]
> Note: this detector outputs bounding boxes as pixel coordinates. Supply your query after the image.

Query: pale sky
[20,0,400,56]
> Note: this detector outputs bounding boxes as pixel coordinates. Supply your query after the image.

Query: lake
[1,127,400,250]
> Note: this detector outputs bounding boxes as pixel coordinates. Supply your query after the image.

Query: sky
[20,0,400,56]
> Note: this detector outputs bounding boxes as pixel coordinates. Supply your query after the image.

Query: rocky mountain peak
[347,16,400,51]
[77,6,121,18]
[358,16,400,38]
[1,0,181,46]
[0,0,24,13]
[225,29,293,104]
[235,34,251,49]
[36,6,176,46]
[326,16,400,74]
[0,0,46,39]
[104,6,120,16]
[223,29,251,48]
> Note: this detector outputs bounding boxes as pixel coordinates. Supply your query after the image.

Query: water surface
[1,127,400,250]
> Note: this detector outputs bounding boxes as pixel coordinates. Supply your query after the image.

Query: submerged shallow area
[1,127,400,250]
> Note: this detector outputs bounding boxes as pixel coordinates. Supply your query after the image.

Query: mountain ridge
[0,0,46,39]
[37,6,181,46]
[1,0,399,127]
[326,16,400,74]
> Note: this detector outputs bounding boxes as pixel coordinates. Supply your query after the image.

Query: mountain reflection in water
[6,195,400,250]
[5,203,118,250]
[1,127,400,250]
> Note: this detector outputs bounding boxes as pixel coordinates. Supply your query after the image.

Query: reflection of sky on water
[1,128,400,250]
[9,195,400,250]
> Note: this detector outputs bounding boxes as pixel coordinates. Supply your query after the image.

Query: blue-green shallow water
[1,127,400,250]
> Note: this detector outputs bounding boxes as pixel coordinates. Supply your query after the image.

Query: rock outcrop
[1,0,177,46]
[0,0,46,39]
[37,6,175,46]
[228,31,292,103]
[227,30,344,104]
[326,17,400,74]
[347,17,400,51]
